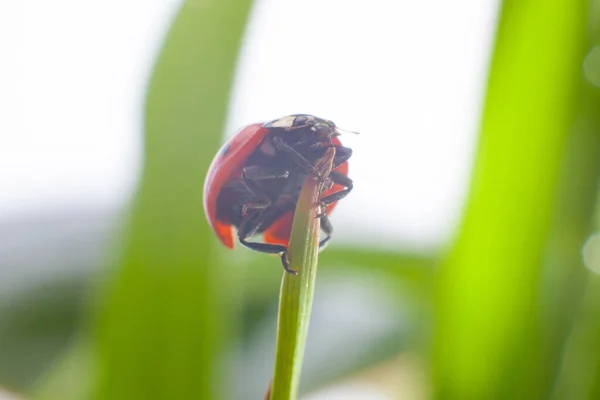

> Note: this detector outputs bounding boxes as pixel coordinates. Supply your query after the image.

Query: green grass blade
[269,150,335,400]
[93,1,253,399]
[432,0,588,399]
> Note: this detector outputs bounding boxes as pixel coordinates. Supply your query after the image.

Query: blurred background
[3,0,600,399]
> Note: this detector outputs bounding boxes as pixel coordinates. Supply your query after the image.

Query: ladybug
[203,114,354,273]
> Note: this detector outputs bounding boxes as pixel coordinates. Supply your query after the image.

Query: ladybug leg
[319,170,353,206]
[332,146,352,169]
[238,236,287,255]
[240,166,288,216]
[236,212,298,274]
[237,208,264,240]
[308,144,351,169]
[307,144,352,190]
[315,203,328,219]
[318,215,333,251]
[243,165,290,180]
[241,209,332,270]
[314,171,353,219]
[238,237,297,275]
[280,252,296,274]
[272,136,325,180]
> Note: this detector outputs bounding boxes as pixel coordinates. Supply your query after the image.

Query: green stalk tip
[268,148,336,400]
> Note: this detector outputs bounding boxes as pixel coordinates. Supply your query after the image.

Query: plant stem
[269,148,335,400]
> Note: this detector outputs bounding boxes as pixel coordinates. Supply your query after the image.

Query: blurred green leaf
[34,337,93,400]
[93,1,253,399]
[239,247,434,303]
[321,247,434,288]
[0,280,85,392]
[433,1,589,399]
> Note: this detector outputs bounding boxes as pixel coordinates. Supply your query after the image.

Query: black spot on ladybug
[221,142,231,155]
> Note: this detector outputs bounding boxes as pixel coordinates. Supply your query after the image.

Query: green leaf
[92,1,253,399]
[432,0,588,399]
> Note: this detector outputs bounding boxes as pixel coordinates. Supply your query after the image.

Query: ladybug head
[264,114,337,139]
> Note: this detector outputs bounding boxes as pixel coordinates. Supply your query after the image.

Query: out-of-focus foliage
[433,0,600,399]
[0,280,85,390]
[92,1,253,399]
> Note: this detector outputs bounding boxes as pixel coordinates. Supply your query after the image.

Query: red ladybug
[203,114,353,273]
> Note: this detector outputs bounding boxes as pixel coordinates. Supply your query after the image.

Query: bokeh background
[3,0,600,399]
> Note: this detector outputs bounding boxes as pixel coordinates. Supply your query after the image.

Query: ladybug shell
[203,123,348,249]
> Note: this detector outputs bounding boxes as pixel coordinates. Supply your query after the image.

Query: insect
[203,114,354,273]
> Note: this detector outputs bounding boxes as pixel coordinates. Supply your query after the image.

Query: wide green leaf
[433,1,588,399]
[93,1,253,399]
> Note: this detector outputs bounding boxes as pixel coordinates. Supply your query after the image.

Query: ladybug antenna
[335,126,360,136]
